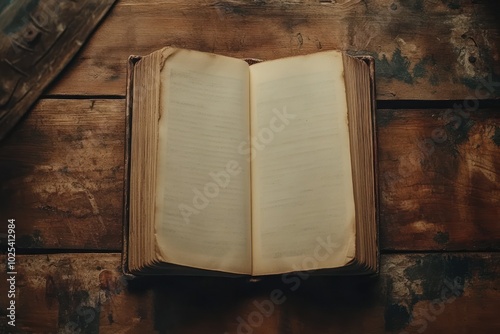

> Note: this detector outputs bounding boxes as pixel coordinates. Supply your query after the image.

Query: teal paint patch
[413,56,434,79]
[429,73,439,86]
[374,48,413,84]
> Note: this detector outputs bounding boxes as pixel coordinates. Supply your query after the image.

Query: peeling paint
[383,255,471,332]
[374,48,413,84]
[371,49,439,85]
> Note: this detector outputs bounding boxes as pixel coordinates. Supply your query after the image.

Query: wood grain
[1,253,498,333]
[378,108,500,251]
[46,0,500,100]
[1,1,498,332]
[0,99,125,250]
[0,0,117,141]
[1,100,499,251]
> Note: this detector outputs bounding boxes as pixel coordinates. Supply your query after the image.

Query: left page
[154,48,252,274]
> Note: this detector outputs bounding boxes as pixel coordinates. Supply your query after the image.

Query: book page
[249,51,355,275]
[155,48,251,274]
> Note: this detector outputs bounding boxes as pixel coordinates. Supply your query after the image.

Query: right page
[250,51,356,275]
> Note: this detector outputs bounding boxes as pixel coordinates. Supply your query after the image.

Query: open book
[124,47,378,276]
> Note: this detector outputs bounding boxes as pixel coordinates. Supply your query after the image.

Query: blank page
[155,49,252,274]
[249,51,356,275]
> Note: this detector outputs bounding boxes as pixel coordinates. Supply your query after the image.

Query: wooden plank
[378,108,500,251]
[1,100,499,251]
[1,253,499,333]
[0,0,117,141]
[0,99,124,250]
[46,0,500,100]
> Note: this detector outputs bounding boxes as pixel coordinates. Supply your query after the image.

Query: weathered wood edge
[45,0,500,100]
[0,0,117,141]
[0,252,498,333]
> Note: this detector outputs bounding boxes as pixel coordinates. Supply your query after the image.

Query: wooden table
[1,0,499,333]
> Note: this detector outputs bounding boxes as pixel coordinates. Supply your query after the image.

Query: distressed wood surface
[46,0,500,100]
[0,0,117,141]
[1,253,499,333]
[0,99,124,250]
[1,100,499,251]
[1,1,499,332]
[378,108,500,251]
